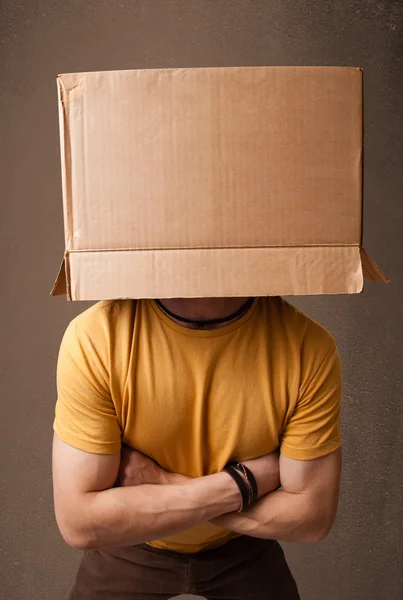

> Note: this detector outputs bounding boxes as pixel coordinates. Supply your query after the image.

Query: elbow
[302,495,339,544]
[69,534,97,552]
[55,499,101,551]
[303,515,336,544]
[60,527,93,551]
[304,526,329,544]
[57,518,96,551]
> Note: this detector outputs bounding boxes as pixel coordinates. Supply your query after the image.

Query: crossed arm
[211,449,341,542]
[52,433,341,550]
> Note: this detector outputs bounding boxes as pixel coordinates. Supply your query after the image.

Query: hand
[117,446,189,487]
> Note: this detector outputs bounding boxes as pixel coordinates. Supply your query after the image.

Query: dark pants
[70,535,300,599]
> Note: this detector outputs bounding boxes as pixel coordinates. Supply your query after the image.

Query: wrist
[160,470,191,485]
[166,471,242,522]
[209,471,242,513]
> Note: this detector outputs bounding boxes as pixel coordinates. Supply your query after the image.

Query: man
[53,295,342,599]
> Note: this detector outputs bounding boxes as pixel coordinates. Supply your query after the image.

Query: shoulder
[264,299,341,404]
[264,297,337,356]
[58,300,137,383]
[68,300,136,336]
[60,300,136,362]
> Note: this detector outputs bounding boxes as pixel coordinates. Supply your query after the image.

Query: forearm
[211,488,333,544]
[63,472,240,550]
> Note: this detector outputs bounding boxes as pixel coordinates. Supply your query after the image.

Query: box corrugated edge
[65,246,364,300]
[50,246,389,300]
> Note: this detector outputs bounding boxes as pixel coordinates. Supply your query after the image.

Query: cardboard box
[51,66,388,300]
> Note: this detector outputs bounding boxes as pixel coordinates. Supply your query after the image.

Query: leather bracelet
[228,462,259,505]
[223,465,250,512]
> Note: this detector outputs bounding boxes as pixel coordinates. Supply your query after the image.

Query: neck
[156,297,252,330]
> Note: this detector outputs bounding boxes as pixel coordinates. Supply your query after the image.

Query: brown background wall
[1,1,402,599]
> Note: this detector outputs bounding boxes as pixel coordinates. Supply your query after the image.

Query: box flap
[50,258,68,297]
[360,248,389,283]
[66,245,364,300]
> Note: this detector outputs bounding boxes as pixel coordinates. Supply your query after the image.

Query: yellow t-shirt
[54,297,342,553]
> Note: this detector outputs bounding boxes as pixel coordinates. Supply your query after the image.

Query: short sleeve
[54,318,122,454]
[280,343,342,460]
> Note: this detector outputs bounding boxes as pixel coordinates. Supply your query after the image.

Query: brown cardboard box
[51,66,388,300]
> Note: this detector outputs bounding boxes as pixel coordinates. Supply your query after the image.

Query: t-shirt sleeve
[53,318,122,455]
[280,342,342,461]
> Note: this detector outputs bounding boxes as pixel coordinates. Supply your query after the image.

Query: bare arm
[211,448,342,543]
[117,445,340,543]
[52,434,241,550]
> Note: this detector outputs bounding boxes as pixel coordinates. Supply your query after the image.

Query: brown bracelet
[222,465,250,512]
[227,461,259,507]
